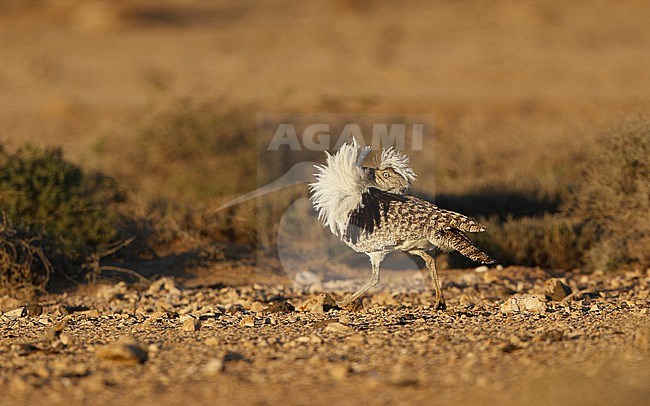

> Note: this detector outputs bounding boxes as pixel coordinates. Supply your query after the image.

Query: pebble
[264,301,295,314]
[4,307,26,320]
[96,336,148,364]
[96,283,127,302]
[203,358,225,375]
[250,301,265,313]
[239,316,255,327]
[545,278,573,301]
[147,277,182,296]
[25,304,44,317]
[299,293,339,313]
[500,295,547,314]
[325,322,353,334]
[182,316,201,332]
[0,265,645,402]
[59,334,71,346]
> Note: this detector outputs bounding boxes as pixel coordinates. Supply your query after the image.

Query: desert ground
[0,1,649,405]
[1,267,649,406]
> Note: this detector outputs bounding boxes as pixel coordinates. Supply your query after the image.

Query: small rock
[250,301,265,313]
[96,336,148,364]
[499,342,521,353]
[79,309,100,318]
[203,358,225,375]
[239,316,255,327]
[148,343,162,354]
[96,283,127,302]
[501,295,547,314]
[299,293,339,313]
[223,351,244,362]
[325,322,353,334]
[338,314,351,324]
[59,334,71,346]
[4,307,26,320]
[147,277,182,296]
[264,301,295,314]
[25,304,44,317]
[227,304,247,314]
[182,316,201,332]
[40,319,68,342]
[545,279,572,301]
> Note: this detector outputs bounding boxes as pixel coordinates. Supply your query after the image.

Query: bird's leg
[411,250,446,310]
[338,252,384,308]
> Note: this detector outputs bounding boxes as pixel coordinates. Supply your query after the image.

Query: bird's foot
[344,298,364,312]
[337,298,364,312]
[434,297,447,311]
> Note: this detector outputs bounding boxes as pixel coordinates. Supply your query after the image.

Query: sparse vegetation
[0,217,52,298]
[474,215,593,270]
[96,101,258,201]
[90,101,649,273]
[3,109,646,297]
[0,145,127,287]
[568,116,650,271]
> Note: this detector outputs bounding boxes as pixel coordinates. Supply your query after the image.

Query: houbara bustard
[310,139,495,310]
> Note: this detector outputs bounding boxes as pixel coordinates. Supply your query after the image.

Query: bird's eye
[382,172,390,178]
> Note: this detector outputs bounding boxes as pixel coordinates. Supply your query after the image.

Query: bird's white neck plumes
[309,139,418,237]
[309,139,368,237]
[378,147,417,185]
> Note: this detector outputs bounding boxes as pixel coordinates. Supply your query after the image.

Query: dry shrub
[95,100,266,255]
[0,217,52,298]
[473,215,594,270]
[135,198,257,251]
[96,100,257,202]
[93,102,648,272]
[568,115,650,270]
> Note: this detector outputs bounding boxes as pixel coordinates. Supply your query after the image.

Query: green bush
[0,145,126,274]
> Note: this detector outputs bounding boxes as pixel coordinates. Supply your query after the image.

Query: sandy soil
[1,266,648,406]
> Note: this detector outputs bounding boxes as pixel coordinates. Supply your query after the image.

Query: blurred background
[0,0,648,294]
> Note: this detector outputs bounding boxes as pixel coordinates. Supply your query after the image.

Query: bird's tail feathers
[436,209,487,233]
[436,230,496,264]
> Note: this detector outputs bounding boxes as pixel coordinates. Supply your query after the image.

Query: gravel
[0,266,648,405]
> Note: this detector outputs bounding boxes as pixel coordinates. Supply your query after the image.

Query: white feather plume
[378,147,417,186]
[309,138,368,237]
